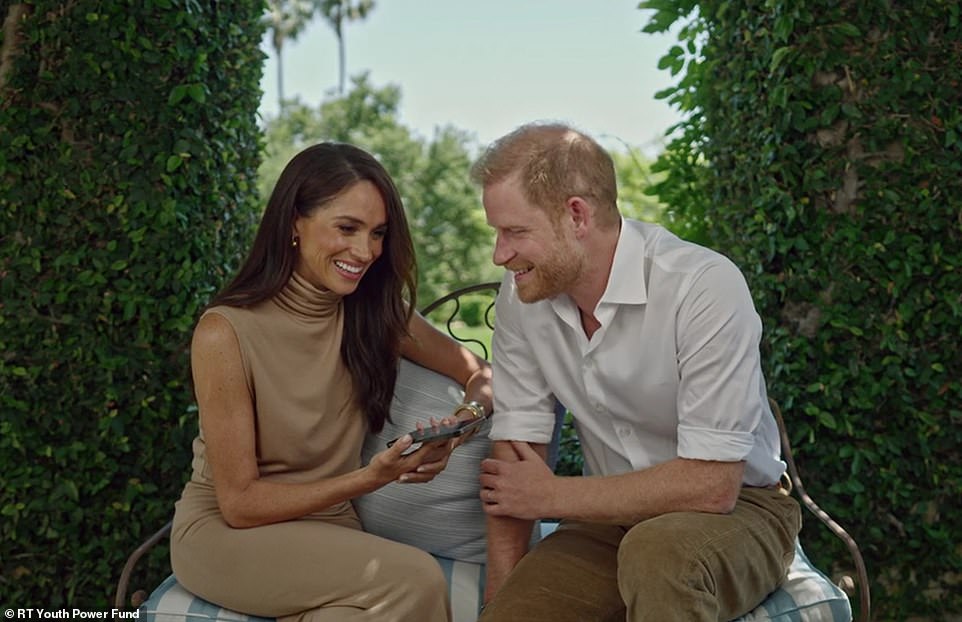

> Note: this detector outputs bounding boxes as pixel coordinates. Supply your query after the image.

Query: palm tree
[316,0,375,95]
[264,0,315,110]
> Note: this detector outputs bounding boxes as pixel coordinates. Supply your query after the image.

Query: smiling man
[470,122,802,622]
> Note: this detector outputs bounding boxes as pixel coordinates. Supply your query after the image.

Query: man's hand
[480,441,556,519]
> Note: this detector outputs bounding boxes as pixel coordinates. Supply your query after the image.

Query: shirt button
[618,427,631,438]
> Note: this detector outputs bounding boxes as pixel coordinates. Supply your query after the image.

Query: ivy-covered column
[643,0,961,618]
[0,1,264,605]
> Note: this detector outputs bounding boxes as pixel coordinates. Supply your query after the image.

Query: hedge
[0,1,265,606]
[642,0,962,618]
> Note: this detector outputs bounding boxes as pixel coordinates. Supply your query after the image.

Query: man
[472,122,801,622]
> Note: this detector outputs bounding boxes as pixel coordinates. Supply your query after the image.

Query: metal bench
[116,281,870,622]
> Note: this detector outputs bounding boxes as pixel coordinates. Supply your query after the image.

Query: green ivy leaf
[770,46,793,73]
[168,84,188,105]
[187,83,206,103]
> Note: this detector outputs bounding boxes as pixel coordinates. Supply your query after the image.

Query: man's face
[482,176,584,303]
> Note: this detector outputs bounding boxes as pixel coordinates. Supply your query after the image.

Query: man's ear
[566,196,592,238]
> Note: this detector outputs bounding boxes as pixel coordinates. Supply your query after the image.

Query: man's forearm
[484,513,532,602]
[550,457,746,525]
[483,439,547,601]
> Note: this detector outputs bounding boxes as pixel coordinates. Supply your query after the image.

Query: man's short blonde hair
[470,122,620,228]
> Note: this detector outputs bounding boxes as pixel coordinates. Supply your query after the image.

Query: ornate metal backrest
[419,281,501,360]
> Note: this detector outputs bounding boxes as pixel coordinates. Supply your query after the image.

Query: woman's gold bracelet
[454,400,487,421]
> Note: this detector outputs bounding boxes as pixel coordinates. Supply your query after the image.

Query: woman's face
[292,180,388,295]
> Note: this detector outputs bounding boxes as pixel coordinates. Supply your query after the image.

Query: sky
[258,0,687,156]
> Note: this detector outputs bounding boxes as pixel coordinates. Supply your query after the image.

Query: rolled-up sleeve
[675,260,767,462]
[489,275,558,444]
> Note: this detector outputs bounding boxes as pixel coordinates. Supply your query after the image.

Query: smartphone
[387,416,487,449]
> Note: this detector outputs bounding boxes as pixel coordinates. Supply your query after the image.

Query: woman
[171,143,492,622]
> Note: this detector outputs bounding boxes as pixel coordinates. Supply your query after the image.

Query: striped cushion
[734,542,852,622]
[137,554,482,622]
[137,539,850,622]
[137,574,272,621]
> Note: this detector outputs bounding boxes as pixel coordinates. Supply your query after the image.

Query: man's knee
[616,514,714,597]
[482,524,624,621]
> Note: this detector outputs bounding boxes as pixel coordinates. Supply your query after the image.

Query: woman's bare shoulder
[192,309,240,354]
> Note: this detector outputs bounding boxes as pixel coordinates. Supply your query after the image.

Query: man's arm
[482,440,745,526]
[552,457,745,523]
[482,440,548,602]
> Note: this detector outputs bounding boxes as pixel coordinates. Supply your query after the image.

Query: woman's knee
[387,546,448,594]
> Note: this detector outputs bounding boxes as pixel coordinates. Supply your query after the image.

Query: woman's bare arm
[192,312,451,529]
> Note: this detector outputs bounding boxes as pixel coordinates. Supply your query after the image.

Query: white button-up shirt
[489,219,785,487]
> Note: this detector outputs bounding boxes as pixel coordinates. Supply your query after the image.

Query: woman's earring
[291,235,299,248]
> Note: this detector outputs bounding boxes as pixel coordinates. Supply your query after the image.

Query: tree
[642,0,962,617]
[259,74,499,305]
[264,0,315,109]
[317,0,375,95]
[0,1,265,605]
[612,149,667,224]
[408,125,497,301]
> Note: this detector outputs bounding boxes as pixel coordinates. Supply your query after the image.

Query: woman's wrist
[462,366,493,419]
[453,400,487,421]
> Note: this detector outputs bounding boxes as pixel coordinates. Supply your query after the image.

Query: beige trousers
[171,483,450,622]
[479,486,801,622]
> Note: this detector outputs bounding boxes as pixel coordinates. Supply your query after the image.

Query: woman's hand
[366,434,457,486]
[422,408,484,447]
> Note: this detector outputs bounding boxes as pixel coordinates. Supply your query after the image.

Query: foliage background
[642,0,962,618]
[0,0,265,606]
[10,0,942,616]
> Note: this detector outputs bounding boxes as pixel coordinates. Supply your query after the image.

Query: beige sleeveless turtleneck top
[187,272,367,517]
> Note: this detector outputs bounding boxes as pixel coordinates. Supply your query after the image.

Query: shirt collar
[600,218,648,306]
[546,219,648,330]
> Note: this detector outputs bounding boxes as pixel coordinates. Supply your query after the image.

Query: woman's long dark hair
[210,143,416,433]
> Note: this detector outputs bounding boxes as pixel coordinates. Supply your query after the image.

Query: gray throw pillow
[355,358,493,564]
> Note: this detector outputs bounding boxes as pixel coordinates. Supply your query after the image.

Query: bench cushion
[138,554,484,622]
[736,543,853,621]
[137,538,849,622]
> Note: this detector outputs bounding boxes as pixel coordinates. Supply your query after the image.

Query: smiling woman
[292,180,388,295]
[207,143,418,433]
[166,142,495,622]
